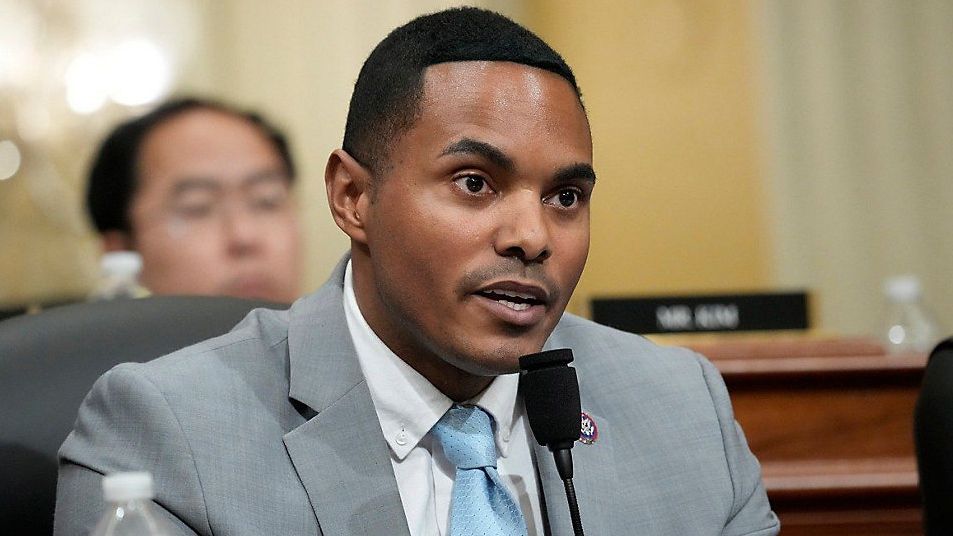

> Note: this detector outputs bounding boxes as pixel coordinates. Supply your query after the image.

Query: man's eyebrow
[170,178,221,196]
[240,168,291,188]
[440,138,514,171]
[440,138,595,184]
[169,169,289,197]
[554,162,597,184]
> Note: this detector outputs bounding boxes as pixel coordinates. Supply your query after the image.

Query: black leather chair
[0,296,285,535]
[915,336,953,535]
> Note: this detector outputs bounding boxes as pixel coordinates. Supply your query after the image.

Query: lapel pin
[578,411,598,445]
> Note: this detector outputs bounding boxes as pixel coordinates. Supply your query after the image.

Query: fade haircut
[86,97,296,234]
[342,6,582,176]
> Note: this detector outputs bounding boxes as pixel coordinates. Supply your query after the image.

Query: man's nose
[493,192,551,263]
[222,205,264,256]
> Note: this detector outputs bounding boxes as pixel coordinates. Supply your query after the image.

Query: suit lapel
[283,382,408,536]
[282,257,410,536]
[533,409,617,536]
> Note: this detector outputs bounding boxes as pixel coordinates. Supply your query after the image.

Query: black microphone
[519,348,585,536]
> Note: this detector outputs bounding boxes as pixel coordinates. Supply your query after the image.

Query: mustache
[458,260,562,304]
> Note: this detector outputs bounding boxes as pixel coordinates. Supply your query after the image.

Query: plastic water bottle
[882,275,940,354]
[88,251,148,301]
[90,472,175,536]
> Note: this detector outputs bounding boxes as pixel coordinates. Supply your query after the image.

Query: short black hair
[342,6,582,175]
[85,97,296,234]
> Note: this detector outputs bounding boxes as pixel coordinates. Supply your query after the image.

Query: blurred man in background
[85,98,302,303]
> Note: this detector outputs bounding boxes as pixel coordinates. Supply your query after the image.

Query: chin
[455,338,544,377]
[223,281,280,301]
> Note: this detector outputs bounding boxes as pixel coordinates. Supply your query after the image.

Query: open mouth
[475,288,545,312]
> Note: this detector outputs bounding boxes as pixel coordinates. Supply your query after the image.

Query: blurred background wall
[758,0,953,335]
[0,0,949,340]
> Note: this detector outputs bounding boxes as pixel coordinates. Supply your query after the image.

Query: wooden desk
[687,338,925,535]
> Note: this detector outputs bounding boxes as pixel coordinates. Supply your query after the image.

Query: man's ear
[101,230,132,252]
[325,148,372,245]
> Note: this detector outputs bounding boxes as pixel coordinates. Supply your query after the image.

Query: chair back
[915,336,953,535]
[0,295,285,534]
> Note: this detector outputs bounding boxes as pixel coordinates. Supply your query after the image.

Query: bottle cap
[883,274,922,303]
[102,471,154,502]
[100,251,143,277]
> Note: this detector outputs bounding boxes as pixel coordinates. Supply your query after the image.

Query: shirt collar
[342,260,519,460]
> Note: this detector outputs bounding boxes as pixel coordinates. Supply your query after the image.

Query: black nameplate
[591,292,809,334]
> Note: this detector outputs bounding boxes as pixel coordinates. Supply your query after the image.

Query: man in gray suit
[55,7,779,535]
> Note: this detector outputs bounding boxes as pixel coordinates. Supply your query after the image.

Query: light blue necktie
[431,405,528,536]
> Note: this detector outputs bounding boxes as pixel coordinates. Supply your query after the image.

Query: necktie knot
[431,404,528,535]
[431,405,497,470]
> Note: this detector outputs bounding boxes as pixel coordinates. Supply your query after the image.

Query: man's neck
[348,256,494,402]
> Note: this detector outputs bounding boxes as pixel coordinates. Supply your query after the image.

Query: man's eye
[249,192,289,212]
[558,190,578,207]
[248,183,291,212]
[545,188,583,208]
[453,175,492,195]
[173,203,214,218]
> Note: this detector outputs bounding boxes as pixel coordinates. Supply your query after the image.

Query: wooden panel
[779,508,923,536]
[763,458,917,498]
[731,380,919,461]
[684,337,925,535]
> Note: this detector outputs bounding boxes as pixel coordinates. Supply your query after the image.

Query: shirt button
[395,430,408,445]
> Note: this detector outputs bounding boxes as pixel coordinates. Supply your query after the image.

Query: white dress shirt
[343,260,544,536]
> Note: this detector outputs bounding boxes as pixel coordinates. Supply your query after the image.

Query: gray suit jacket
[55,259,779,535]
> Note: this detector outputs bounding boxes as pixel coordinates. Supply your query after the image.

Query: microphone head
[519,348,581,450]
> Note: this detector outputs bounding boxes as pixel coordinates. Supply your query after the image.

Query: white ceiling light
[107,39,172,107]
[0,140,22,181]
[64,52,108,114]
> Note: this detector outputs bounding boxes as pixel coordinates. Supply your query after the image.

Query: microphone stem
[552,447,583,534]
[562,478,585,536]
